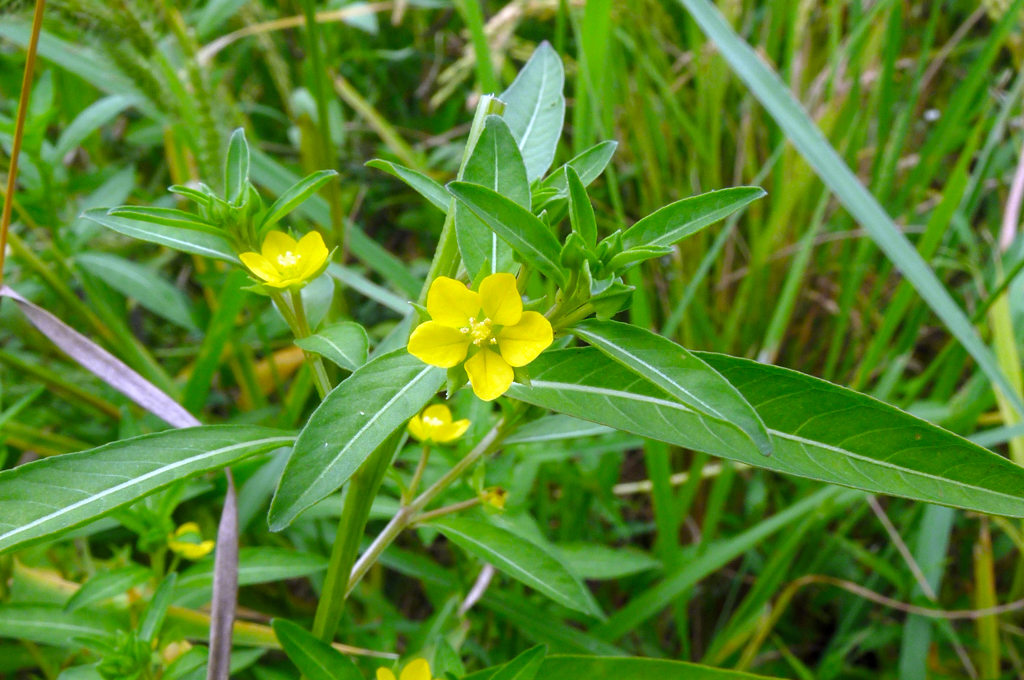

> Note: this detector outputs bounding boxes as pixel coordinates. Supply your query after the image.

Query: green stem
[404,443,431,504]
[288,288,333,398]
[312,431,401,642]
[347,419,506,594]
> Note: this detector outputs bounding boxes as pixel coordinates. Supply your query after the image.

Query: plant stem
[273,290,332,399]
[404,443,431,504]
[0,0,45,287]
[413,497,482,524]
[347,419,505,594]
[312,431,401,642]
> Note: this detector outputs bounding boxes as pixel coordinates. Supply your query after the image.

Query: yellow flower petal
[421,404,453,425]
[261,230,297,260]
[433,418,471,443]
[296,231,329,278]
[168,539,215,560]
[400,659,432,680]
[377,669,397,680]
[465,348,514,401]
[408,321,472,368]
[479,272,522,326]
[239,252,280,283]
[407,414,428,442]
[427,276,481,328]
[496,311,553,367]
[174,522,201,538]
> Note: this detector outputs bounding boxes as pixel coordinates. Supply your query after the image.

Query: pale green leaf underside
[82,208,239,264]
[294,322,369,372]
[507,349,1024,517]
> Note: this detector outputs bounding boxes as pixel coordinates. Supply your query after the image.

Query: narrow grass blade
[674,0,1024,418]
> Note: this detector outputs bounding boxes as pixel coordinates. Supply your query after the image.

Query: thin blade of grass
[674,0,1024,418]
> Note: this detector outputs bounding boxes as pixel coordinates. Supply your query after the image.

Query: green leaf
[260,169,339,230]
[432,516,604,619]
[490,645,547,680]
[77,252,199,332]
[455,115,531,279]
[469,655,787,680]
[269,350,443,530]
[271,619,363,680]
[507,348,1024,517]
[174,548,328,607]
[225,128,250,204]
[540,141,618,194]
[501,41,566,182]
[566,167,597,248]
[554,544,660,581]
[82,208,238,264]
[48,94,140,164]
[0,426,292,553]
[446,182,566,287]
[139,573,177,643]
[64,566,151,613]
[294,322,369,372]
[0,605,120,647]
[675,0,1024,419]
[106,206,224,237]
[504,415,614,444]
[571,320,772,456]
[620,187,765,250]
[366,160,449,214]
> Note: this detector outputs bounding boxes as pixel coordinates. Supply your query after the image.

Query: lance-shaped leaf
[106,206,224,237]
[207,471,238,680]
[465,654,791,680]
[271,619,363,680]
[0,605,120,647]
[566,167,597,248]
[269,350,444,530]
[447,182,566,287]
[259,169,339,230]
[64,565,151,612]
[433,516,604,619]
[294,322,369,372]
[0,426,292,553]
[225,128,250,205]
[501,41,566,182]
[77,252,200,332]
[82,208,238,263]
[0,285,199,428]
[540,141,618,194]
[366,160,449,214]
[455,115,531,279]
[571,320,771,456]
[506,348,1024,517]
[620,187,766,250]
[175,548,329,607]
[490,645,547,680]
[139,574,177,643]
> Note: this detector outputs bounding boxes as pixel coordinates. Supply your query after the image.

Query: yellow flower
[167,522,215,560]
[239,230,329,288]
[481,487,507,509]
[408,273,553,401]
[407,404,470,444]
[377,659,433,680]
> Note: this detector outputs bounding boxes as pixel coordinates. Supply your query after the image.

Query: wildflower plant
[6,38,1024,680]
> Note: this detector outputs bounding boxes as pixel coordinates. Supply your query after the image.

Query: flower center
[462,317,497,346]
[422,416,444,428]
[277,250,301,268]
